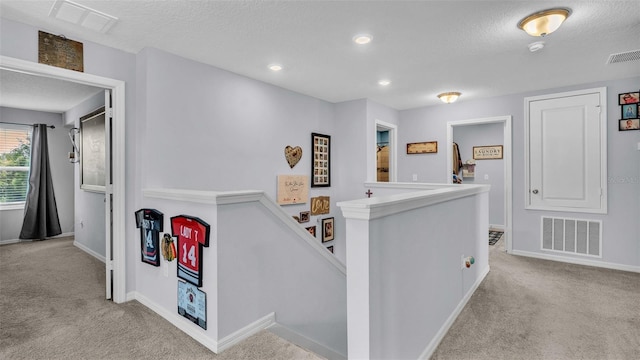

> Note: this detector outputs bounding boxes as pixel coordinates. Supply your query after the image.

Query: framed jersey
[171,215,211,287]
[135,208,164,266]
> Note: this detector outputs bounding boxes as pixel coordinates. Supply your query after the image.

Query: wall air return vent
[541,217,601,257]
[606,49,640,64]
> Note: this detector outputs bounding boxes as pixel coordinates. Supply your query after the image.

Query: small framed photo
[619,118,639,131]
[619,92,639,105]
[311,133,331,187]
[621,104,638,119]
[326,246,334,253]
[305,226,316,237]
[299,211,310,223]
[321,217,334,243]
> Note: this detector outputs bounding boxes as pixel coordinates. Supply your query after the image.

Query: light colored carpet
[0,237,321,360]
[431,237,640,360]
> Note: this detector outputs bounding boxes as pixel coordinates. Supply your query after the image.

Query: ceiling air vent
[606,49,640,64]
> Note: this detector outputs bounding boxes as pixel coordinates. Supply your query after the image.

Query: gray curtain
[19,124,61,240]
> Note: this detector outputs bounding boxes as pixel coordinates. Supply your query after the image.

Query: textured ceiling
[1,0,639,111]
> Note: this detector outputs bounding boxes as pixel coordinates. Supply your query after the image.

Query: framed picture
[406,141,438,154]
[326,246,334,253]
[619,118,639,131]
[473,145,503,160]
[80,106,106,192]
[321,217,334,243]
[310,196,330,215]
[311,133,331,187]
[618,92,639,105]
[305,226,316,237]
[277,175,309,205]
[299,211,310,223]
[177,280,207,330]
[621,104,638,119]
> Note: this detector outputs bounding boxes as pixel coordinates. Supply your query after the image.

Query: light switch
[412,174,418,181]
[484,174,489,180]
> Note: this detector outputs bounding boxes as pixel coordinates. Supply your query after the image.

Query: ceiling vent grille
[606,49,640,64]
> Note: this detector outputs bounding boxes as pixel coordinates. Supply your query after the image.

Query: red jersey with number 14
[171,215,210,287]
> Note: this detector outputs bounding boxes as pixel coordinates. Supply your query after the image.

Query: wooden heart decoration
[284,145,303,169]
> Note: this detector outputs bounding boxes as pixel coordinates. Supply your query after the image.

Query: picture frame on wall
[306,226,316,237]
[619,118,639,131]
[299,211,310,223]
[618,92,639,105]
[311,133,331,187]
[321,217,334,243]
[621,104,638,119]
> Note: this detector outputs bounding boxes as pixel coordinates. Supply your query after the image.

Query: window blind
[0,125,32,204]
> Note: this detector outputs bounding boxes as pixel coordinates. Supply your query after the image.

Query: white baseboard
[0,232,74,246]
[489,224,505,231]
[218,312,276,353]
[132,291,220,353]
[511,250,640,273]
[73,240,106,263]
[267,323,346,360]
[419,264,491,360]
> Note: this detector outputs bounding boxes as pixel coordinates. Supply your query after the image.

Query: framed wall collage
[618,91,639,131]
[311,133,330,187]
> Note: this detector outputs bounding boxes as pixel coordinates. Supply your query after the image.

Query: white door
[527,88,606,213]
[104,89,113,300]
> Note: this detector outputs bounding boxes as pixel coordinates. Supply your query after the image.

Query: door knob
[532,189,539,194]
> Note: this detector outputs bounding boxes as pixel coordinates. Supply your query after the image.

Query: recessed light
[378,80,391,86]
[353,34,373,45]
[268,64,283,72]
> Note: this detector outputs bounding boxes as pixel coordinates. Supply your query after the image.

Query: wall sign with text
[473,145,503,160]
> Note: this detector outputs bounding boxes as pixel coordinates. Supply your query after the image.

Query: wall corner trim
[418,265,491,359]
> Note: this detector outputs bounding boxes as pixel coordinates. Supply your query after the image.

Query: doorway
[446,116,513,253]
[0,55,127,302]
[374,120,397,182]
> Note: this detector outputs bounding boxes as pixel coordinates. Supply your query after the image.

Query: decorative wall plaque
[277,175,309,205]
[473,145,503,160]
[38,31,84,72]
[407,141,438,154]
[310,196,330,215]
[284,145,303,168]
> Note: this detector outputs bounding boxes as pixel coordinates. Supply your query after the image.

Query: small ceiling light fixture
[268,64,283,72]
[518,8,571,37]
[378,79,391,86]
[437,92,461,104]
[353,34,373,45]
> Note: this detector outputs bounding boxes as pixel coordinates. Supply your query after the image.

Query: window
[0,124,32,208]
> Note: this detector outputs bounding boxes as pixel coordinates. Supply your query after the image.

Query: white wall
[1,17,139,290]
[64,92,106,257]
[399,77,640,269]
[453,122,504,226]
[0,107,74,241]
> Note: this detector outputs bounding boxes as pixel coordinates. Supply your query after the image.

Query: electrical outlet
[484,174,489,180]
[412,174,418,181]
[163,261,169,277]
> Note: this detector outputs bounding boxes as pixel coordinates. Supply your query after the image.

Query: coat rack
[68,127,80,163]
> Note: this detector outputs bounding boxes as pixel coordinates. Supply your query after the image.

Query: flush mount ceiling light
[437,92,461,104]
[268,64,283,72]
[49,0,118,33]
[518,8,571,37]
[378,79,391,86]
[353,34,373,45]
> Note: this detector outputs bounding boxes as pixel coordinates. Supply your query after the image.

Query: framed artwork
[134,208,163,267]
[310,196,330,215]
[306,226,316,237]
[311,133,331,187]
[621,104,638,119]
[619,118,639,131]
[177,280,207,330]
[618,92,639,105]
[299,211,310,223]
[80,106,106,192]
[406,141,438,154]
[321,217,334,243]
[327,246,334,253]
[277,175,309,205]
[473,145,503,160]
[171,215,211,288]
